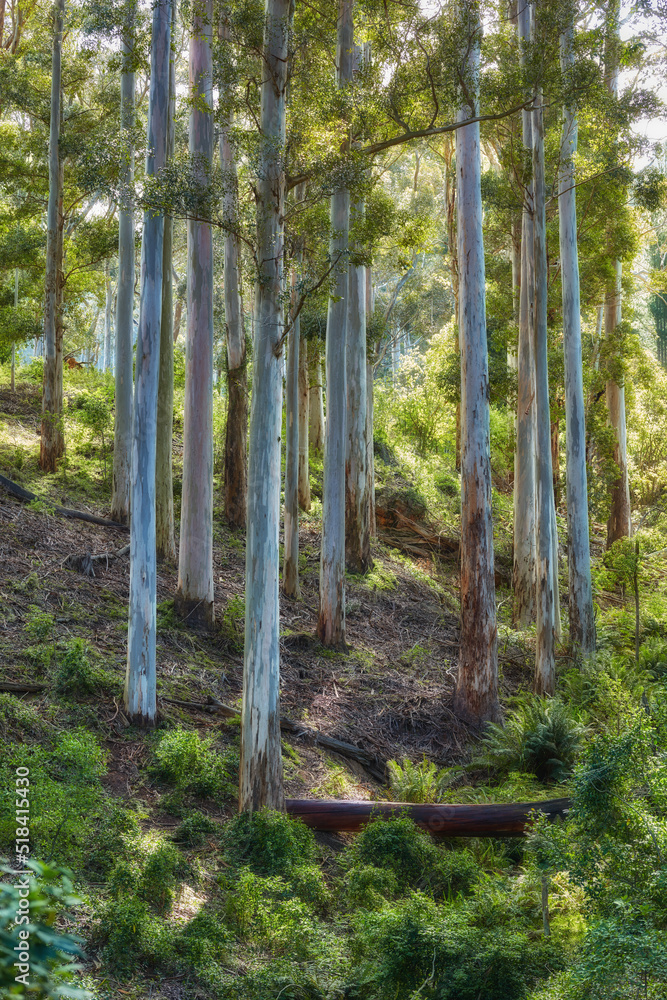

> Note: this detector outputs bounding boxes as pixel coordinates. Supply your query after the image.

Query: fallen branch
[0,682,47,694]
[0,474,129,531]
[285,797,571,837]
[63,544,130,576]
[160,696,386,781]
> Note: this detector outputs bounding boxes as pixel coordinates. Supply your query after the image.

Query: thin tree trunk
[532,2,558,696]
[512,0,537,626]
[112,20,135,525]
[11,269,17,391]
[103,260,112,370]
[125,0,171,725]
[365,267,376,536]
[345,199,371,573]
[156,0,176,563]
[558,24,595,654]
[239,0,291,813]
[283,271,301,598]
[40,0,65,472]
[220,11,248,529]
[298,326,310,510]
[176,0,214,627]
[308,338,325,451]
[318,0,354,648]
[452,0,499,725]
[173,297,183,342]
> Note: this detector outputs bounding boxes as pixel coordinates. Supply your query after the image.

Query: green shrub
[475,698,584,783]
[0,693,47,741]
[638,638,667,681]
[387,756,443,803]
[85,805,141,877]
[152,726,236,800]
[222,810,316,877]
[224,868,324,959]
[172,810,219,847]
[109,840,186,914]
[96,897,173,974]
[221,595,245,651]
[51,638,118,697]
[345,864,400,908]
[51,730,106,784]
[24,606,55,642]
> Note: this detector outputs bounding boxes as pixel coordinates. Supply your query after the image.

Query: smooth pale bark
[173,297,183,342]
[220,13,247,529]
[156,3,176,563]
[452,2,499,725]
[103,261,112,370]
[308,339,325,451]
[125,0,171,725]
[532,8,558,696]
[283,274,301,598]
[176,0,214,627]
[112,24,135,525]
[40,0,65,472]
[558,28,595,656]
[318,0,354,647]
[512,0,536,626]
[11,269,17,391]
[365,269,376,536]
[239,0,291,813]
[345,201,371,573]
[298,327,310,510]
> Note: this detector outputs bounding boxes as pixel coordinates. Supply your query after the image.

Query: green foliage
[220,595,246,651]
[151,726,237,801]
[222,810,316,877]
[0,694,47,741]
[50,637,118,698]
[172,810,219,847]
[0,861,90,999]
[475,699,585,783]
[387,756,444,803]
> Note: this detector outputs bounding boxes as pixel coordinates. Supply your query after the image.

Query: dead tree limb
[0,474,129,530]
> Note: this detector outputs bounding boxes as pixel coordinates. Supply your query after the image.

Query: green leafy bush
[387,756,443,803]
[50,638,118,697]
[172,810,219,847]
[152,726,236,800]
[95,897,173,974]
[222,810,316,877]
[475,698,584,783]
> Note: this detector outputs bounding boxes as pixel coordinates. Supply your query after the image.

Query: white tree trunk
[512,0,536,626]
[40,0,65,473]
[283,273,301,598]
[532,5,558,696]
[103,261,113,370]
[298,325,310,510]
[345,200,371,573]
[112,20,135,524]
[318,0,354,648]
[365,268,376,536]
[176,0,215,627]
[308,339,325,452]
[559,23,595,656]
[452,1,499,724]
[239,0,291,813]
[125,0,171,725]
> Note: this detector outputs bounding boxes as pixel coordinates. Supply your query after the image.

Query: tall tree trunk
[40,0,65,472]
[558,22,595,656]
[512,0,537,626]
[318,0,354,648]
[452,0,499,725]
[365,268,376,536]
[176,0,215,627]
[283,271,301,598]
[345,199,371,573]
[173,297,183,342]
[11,269,17,391]
[103,260,112,370]
[604,3,631,548]
[124,0,171,725]
[220,11,248,529]
[239,0,291,813]
[112,19,135,525]
[298,326,310,510]
[532,2,558,696]
[308,338,325,451]
[156,0,176,563]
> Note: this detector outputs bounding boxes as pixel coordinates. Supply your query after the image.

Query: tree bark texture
[558,27,595,656]
[103,261,113,370]
[125,0,171,725]
[512,0,536,626]
[345,201,371,573]
[452,2,499,725]
[365,268,376,537]
[298,327,311,510]
[156,3,177,564]
[308,338,325,452]
[532,7,558,696]
[112,23,135,525]
[283,274,301,598]
[220,12,248,529]
[176,0,215,627]
[40,0,65,473]
[239,0,291,813]
[318,0,354,648]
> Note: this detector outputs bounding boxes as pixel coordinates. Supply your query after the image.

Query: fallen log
[0,682,47,694]
[285,797,571,837]
[63,544,130,576]
[0,474,129,531]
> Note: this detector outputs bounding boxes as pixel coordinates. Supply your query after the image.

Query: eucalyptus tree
[103,261,112,369]
[155,0,177,562]
[308,338,325,451]
[452,0,499,724]
[111,9,135,525]
[318,0,354,648]
[239,0,292,813]
[298,329,310,510]
[176,0,215,626]
[558,13,595,656]
[283,268,301,598]
[40,0,65,472]
[219,11,247,530]
[124,0,171,725]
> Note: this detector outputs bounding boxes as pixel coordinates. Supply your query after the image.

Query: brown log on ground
[286,797,570,837]
[0,473,129,529]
